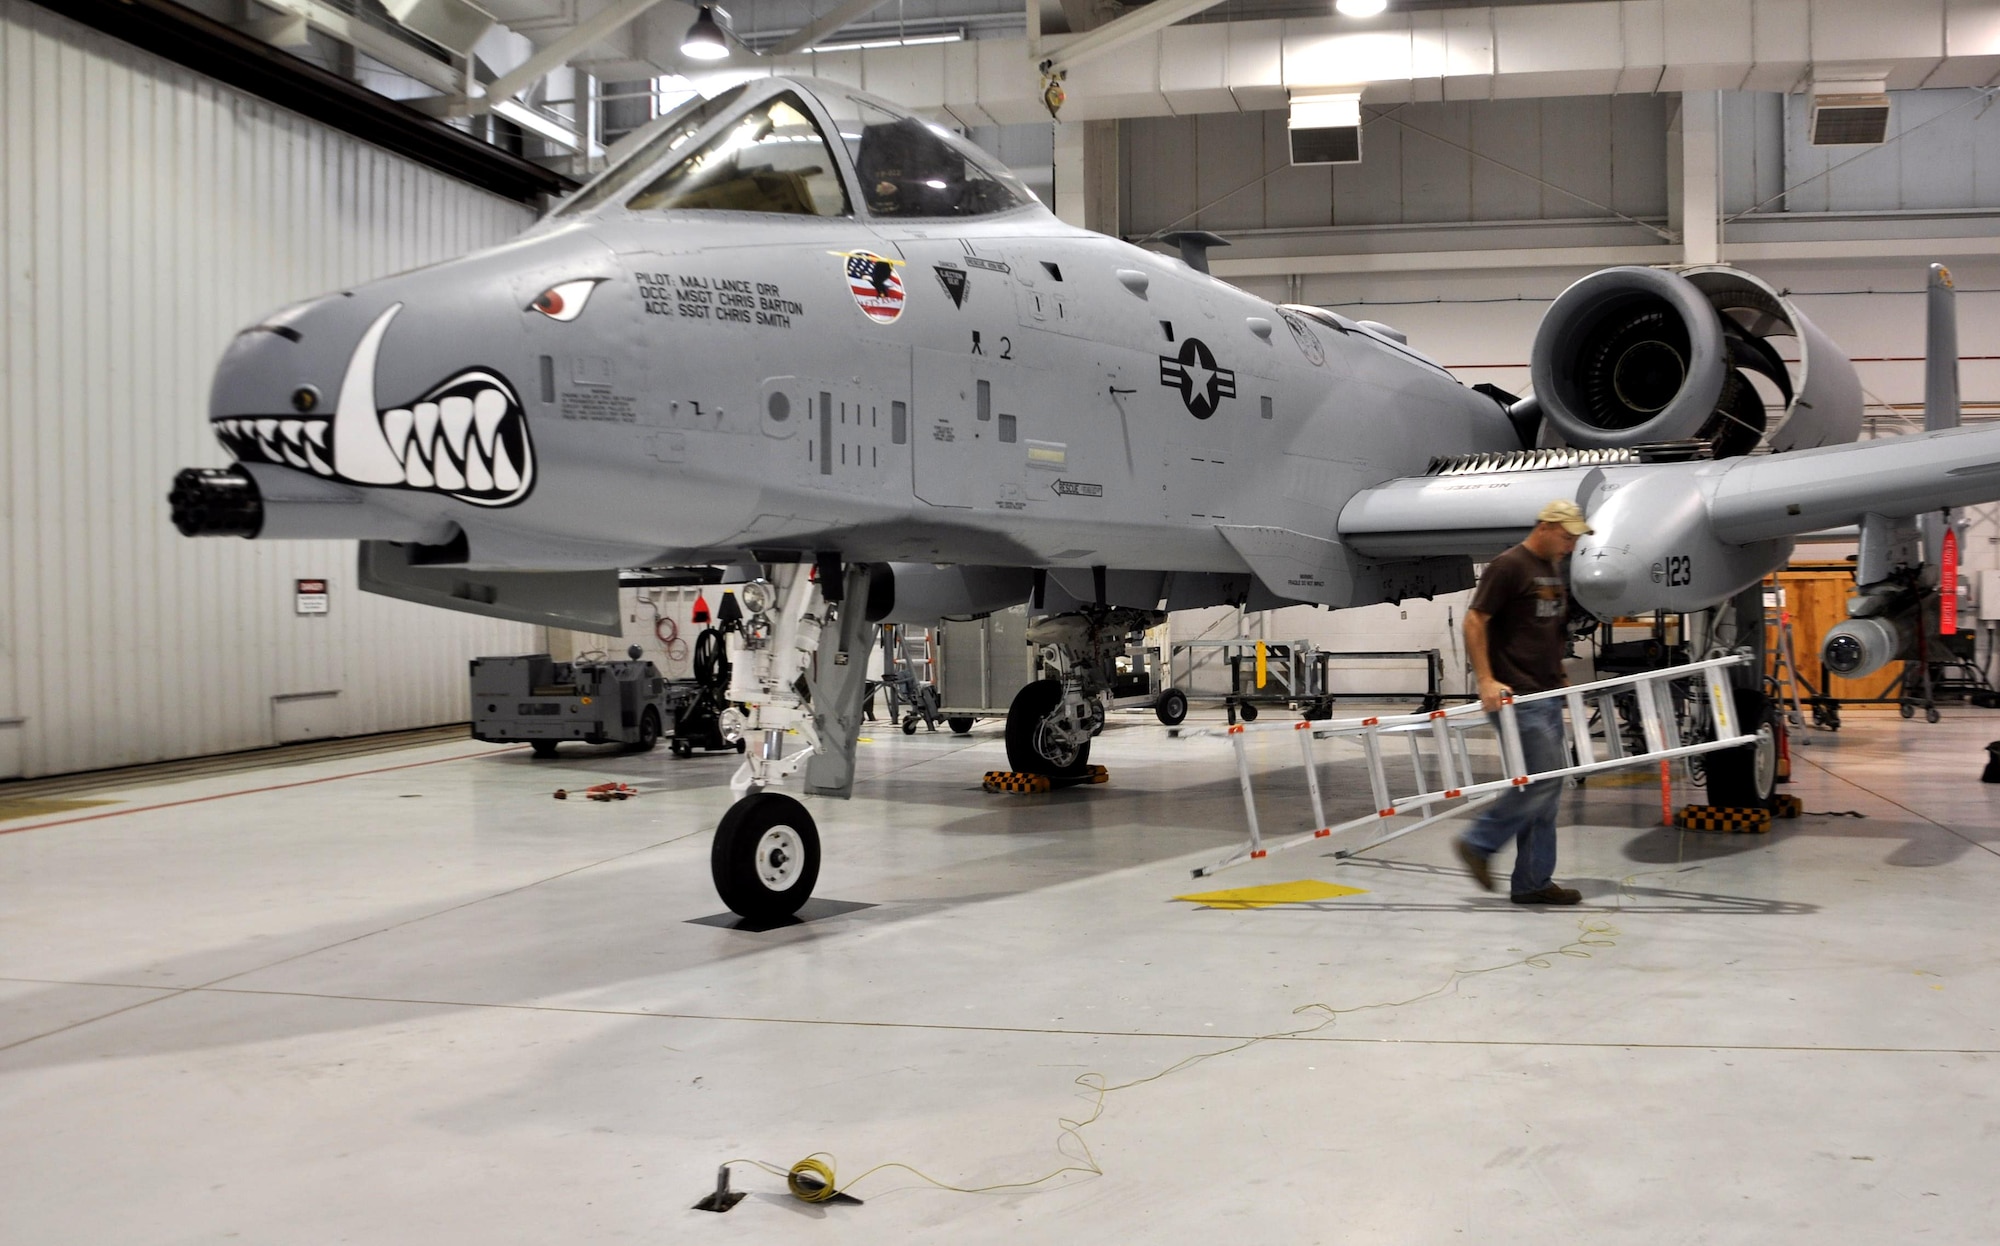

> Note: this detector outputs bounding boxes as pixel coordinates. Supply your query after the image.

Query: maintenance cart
[470,651,675,757]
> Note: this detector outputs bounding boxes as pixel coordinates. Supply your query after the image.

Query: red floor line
[0,746,526,837]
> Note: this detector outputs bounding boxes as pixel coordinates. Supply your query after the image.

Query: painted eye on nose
[529,278,602,322]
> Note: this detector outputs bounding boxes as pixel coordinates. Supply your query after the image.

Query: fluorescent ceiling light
[808,31,964,53]
[1335,0,1388,15]
[682,6,730,60]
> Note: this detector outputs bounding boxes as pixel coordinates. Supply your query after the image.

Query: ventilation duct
[1810,84,1890,146]
[379,0,496,56]
[1289,92,1362,165]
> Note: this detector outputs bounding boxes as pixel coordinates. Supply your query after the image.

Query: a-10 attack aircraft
[172,75,2000,919]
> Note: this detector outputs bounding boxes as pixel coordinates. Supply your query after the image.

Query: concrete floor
[2,705,1998,1244]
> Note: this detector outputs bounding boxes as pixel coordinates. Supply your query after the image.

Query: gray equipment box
[470,654,673,757]
[937,606,1034,721]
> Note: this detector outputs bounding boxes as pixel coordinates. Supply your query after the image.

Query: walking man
[1455,499,1592,905]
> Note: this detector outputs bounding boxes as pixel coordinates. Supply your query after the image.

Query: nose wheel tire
[1154,688,1188,727]
[711,792,820,922]
[1004,679,1092,778]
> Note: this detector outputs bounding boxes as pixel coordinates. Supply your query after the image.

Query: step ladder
[1768,608,1810,732]
[1179,654,1756,878]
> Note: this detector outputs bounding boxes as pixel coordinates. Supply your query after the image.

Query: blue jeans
[1461,698,1567,895]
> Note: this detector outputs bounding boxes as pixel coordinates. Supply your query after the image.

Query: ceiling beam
[771,0,889,56]
[25,0,573,203]
[1037,0,1230,74]
[468,0,669,115]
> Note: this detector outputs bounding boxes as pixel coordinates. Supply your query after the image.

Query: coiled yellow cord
[786,1155,840,1202]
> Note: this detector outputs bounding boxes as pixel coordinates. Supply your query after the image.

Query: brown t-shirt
[1470,543,1569,694]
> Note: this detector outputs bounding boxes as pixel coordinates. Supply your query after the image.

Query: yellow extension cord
[722,910,1658,1205]
[724,826,1712,1207]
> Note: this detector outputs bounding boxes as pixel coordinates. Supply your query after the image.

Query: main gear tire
[1706,687,1778,809]
[1004,679,1092,778]
[711,792,820,922]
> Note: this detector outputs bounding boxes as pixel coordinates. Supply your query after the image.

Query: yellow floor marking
[0,797,121,823]
[1174,879,1367,909]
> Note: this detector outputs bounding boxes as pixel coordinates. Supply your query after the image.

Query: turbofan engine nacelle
[1530,266,1862,457]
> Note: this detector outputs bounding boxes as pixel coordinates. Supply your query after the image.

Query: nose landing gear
[705,560,883,922]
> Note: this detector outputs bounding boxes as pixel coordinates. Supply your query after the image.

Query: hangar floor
[2,705,1997,1243]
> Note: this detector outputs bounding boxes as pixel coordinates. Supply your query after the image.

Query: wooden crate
[1767,565,1902,703]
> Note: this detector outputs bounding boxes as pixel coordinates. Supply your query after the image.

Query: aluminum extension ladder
[1182,654,1757,878]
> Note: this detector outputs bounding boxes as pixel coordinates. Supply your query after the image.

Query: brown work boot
[1511,884,1582,906]
[1454,838,1494,892]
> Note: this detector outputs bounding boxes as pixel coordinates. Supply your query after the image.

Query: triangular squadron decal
[934,264,969,308]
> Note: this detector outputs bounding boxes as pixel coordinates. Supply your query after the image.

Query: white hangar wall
[0,0,542,779]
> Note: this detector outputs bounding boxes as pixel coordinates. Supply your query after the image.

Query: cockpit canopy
[552,78,1040,223]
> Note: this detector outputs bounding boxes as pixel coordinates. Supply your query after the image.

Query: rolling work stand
[1180,655,1758,878]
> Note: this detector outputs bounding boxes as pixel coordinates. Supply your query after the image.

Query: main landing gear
[1001,606,1163,778]
[706,559,886,922]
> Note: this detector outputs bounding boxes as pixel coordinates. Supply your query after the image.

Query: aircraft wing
[1338,462,1613,560]
[1706,420,2000,542]
[1341,423,2000,560]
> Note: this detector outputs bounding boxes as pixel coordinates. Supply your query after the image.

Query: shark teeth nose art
[210,304,535,507]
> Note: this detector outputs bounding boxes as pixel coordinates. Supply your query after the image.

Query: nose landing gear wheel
[711,792,821,922]
[1154,688,1188,727]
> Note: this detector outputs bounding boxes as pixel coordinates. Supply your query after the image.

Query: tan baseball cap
[1537,499,1595,535]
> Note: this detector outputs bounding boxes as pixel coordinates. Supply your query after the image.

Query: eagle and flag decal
[833,250,906,323]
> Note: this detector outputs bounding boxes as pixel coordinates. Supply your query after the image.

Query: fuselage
[201,77,1519,606]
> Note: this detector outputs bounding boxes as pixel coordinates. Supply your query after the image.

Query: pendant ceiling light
[1335,0,1388,16]
[682,6,730,60]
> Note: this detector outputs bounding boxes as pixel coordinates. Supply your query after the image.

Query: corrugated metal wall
[0,0,542,779]
[1122,95,1670,237]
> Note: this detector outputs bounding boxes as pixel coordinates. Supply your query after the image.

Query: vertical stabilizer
[1925,263,1960,432]
[1923,263,1962,572]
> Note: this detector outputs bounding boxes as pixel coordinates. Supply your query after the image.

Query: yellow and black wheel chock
[1674,804,1772,833]
[983,765,1108,794]
[1769,792,1802,819]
